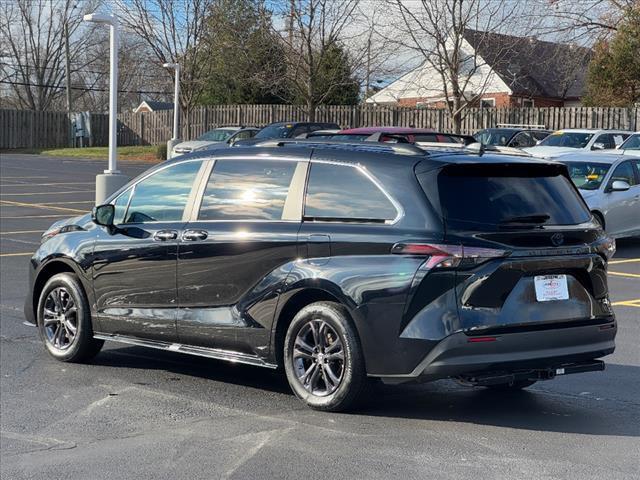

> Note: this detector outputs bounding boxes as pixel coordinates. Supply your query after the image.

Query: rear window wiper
[499,214,551,224]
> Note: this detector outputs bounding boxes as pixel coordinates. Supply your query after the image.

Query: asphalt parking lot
[1,153,639,480]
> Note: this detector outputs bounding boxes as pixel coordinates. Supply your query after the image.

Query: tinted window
[304,163,397,222]
[124,161,202,223]
[621,134,640,150]
[199,160,297,220]
[254,124,292,139]
[112,188,132,224]
[424,166,590,231]
[510,132,534,148]
[609,162,638,187]
[414,133,438,142]
[474,129,515,146]
[594,134,614,149]
[539,132,594,148]
[564,162,611,190]
[197,129,234,142]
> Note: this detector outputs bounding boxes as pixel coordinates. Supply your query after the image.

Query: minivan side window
[199,160,297,220]
[124,160,203,223]
[304,163,397,223]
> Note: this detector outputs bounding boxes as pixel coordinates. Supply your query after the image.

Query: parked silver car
[616,132,640,157]
[172,126,259,156]
[523,129,632,158]
[558,152,640,238]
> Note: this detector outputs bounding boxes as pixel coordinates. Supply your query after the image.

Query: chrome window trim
[303,159,404,225]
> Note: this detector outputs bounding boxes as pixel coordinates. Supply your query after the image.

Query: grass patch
[2,146,161,162]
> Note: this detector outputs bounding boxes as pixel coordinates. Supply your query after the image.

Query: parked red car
[310,127,476,146]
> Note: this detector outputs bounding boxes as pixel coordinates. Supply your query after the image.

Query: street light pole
[163,62,180,158]
[83,12,129,204]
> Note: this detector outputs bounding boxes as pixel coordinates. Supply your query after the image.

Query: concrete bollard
[95,173,130,205]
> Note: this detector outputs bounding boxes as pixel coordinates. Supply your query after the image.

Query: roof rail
[496,123,547,129]
[251,138,427,156]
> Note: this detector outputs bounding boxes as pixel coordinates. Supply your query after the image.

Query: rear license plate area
[534,274,569,302]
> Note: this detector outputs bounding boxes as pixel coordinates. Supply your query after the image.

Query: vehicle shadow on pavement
[92,346,293,395]
[92,346,639,437]
[362,363,640,437]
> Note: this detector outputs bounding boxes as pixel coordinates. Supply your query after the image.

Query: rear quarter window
[304,163,398,223]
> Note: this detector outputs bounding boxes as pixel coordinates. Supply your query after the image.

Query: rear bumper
[375,319,616,383]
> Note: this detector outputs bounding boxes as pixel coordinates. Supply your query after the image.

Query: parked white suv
[523,129,632,158]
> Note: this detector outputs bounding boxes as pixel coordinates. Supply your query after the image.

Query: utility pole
[163,62,181,158]
[64,20,72,147]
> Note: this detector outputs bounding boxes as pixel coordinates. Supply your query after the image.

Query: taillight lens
[391,243,508,269]
[594,236,616,261]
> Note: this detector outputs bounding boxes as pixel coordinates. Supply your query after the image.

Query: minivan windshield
[422,165,590,231]
[538,131,594,148]
[562,161,611,190]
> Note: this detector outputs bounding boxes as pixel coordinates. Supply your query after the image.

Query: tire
[486,379,537,391]
[283,301,368,412]
[37,272,103,362]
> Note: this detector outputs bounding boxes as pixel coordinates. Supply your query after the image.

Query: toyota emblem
[551,233,564,246]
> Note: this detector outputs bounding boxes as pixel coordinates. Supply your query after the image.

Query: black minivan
[24,142,617,411]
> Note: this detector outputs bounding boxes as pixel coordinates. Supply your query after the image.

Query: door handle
[181,229,208,241]
[153,230,178,241]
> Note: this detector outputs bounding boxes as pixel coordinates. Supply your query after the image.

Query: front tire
[37,272,103,362]
[284,301,368,412]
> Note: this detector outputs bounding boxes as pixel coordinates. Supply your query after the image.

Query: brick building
[368,30,591,109]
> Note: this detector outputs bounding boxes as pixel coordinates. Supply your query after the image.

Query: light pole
[163,62,181,158]
[83,12,129,204]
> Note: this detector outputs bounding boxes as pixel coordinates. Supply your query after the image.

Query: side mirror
[610,180,631,192]
[92,204,115,227]
[591,142,606,150]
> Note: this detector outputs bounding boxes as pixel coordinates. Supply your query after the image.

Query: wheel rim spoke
[293,318,345,397]
[43,287,76,351]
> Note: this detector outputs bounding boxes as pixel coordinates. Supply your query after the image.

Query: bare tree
[115,0,214,135]
[271,0,361,120]
[0,0,100,110]
[382,0,530,133]
[531,0,637,43]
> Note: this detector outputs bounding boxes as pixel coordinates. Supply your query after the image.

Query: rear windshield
[419,165,590,231]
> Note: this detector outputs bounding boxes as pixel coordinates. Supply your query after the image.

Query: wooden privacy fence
[0,109,70,149]
[1,105,639,149]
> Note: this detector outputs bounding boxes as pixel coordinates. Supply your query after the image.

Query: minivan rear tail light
[594,236,616,261]
[391,243,508,269]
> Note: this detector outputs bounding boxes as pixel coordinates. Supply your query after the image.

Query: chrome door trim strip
[93,333,278,369]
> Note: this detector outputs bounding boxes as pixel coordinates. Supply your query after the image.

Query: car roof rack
[252,138,427,156]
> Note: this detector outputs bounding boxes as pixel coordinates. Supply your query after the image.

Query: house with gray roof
[368,29,591,109]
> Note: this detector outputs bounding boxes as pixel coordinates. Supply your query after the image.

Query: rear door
[416,162,611,335]
[176,156,306,354]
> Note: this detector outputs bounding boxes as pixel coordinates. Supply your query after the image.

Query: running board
[93,333,278,369]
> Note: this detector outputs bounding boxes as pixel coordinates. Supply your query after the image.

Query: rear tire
[283,301,368,412]
[486,379,536,391]
[37,273,103,362]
